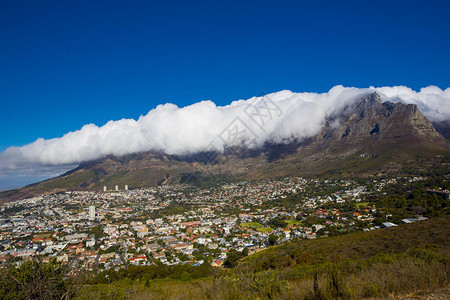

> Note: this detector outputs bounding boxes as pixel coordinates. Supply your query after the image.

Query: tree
[144,279,150,287]
[0,258,76,299]
[164,251,173,261]
[267,217,288,228]
[223,249,246,268]
[268,234,278,246]
[89,224,104,240]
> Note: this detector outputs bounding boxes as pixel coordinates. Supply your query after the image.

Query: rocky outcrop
[318,92,441,144]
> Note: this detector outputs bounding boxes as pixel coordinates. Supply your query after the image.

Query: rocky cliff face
[318,92,441,144]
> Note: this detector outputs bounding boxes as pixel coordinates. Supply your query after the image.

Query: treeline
[90,260,219,285]
[368,174,449,224]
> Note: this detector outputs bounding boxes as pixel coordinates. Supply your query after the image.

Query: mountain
[1,92,449,202]
[318,92,441,142]
[433,120,450,139]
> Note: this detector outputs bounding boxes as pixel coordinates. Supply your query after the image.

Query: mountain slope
[433,120,450,139]
[1,93,449,202]
[238,215,450,274]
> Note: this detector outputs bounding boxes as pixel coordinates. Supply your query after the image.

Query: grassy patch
[256,227,274,233]
[240,222,263,229]
[33,233,52,239]
[286,220,302,226]
[355,202,369,208]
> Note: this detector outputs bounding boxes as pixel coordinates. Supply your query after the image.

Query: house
[129,256,147,265]
[382,222,397,228]
[64,233,87,242]
[153,252,165,260]
[211,259,223,267]
[179,221,201,228]
[68,243,83,251]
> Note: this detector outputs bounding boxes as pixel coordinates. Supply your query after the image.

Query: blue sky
[0,0,449,189]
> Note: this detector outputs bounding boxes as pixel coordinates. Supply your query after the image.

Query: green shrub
[0,258,75,300]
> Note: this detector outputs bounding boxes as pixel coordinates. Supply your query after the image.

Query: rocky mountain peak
[363,92,382,104]
[319,92,442,143]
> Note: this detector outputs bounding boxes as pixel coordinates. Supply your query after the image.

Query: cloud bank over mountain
[0,85,449,177]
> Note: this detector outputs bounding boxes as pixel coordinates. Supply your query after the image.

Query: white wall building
[89,205,96,220]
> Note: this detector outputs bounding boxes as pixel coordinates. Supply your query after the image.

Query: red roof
[129,256,147,261]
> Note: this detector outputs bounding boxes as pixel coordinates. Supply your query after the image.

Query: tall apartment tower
[125,185,128,191]
[89,205,95,220]
[103,186,107,192]
[115,185,119,191]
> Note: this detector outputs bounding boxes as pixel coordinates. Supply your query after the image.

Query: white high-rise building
[125,185,128,191]
[103,186,107,192]
[115,185,119,191]
[89,205,95,220]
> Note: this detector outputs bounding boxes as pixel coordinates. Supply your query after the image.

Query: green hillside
[74,216,449,300]
[238,215,449,273]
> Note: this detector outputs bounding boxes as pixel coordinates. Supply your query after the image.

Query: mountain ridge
[1,92,449,202]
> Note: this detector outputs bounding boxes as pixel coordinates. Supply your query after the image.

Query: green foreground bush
[75,245,448,300]
[0,258,76,300]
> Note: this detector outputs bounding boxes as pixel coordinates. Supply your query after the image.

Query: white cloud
[373,85,450,122]
[0,85,449,177]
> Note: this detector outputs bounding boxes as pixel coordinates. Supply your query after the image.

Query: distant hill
[1,92,449,202]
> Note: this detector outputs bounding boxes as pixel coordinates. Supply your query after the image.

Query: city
[0,175,436,272]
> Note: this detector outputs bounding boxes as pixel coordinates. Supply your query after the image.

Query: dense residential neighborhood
[0,175,439,272]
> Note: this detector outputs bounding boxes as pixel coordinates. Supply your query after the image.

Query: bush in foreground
[0,258,76,300]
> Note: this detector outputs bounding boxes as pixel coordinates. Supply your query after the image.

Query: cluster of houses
[0,176,431,271]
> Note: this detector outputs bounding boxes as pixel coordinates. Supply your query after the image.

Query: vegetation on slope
[0,217,447,299]
[72,216,449,299]
[0,258,76,299]
[238,215,449,273]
